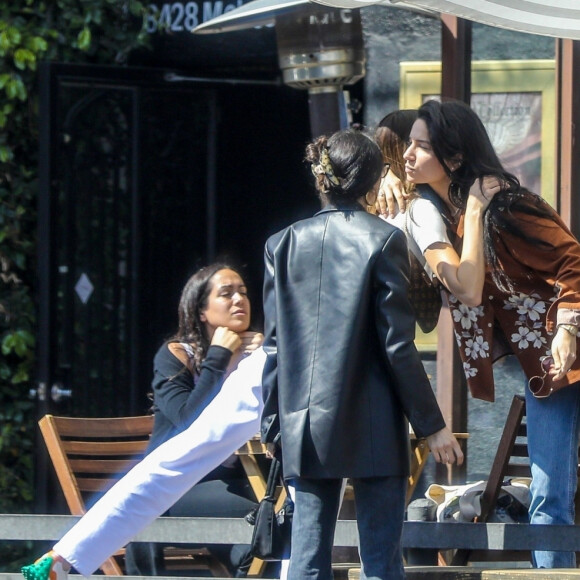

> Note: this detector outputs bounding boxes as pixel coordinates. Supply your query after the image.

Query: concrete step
[347,567,580,580]
[349,567,481,579]
[484,571,580,579]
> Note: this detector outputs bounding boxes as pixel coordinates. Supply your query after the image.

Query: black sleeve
[374,228,446,438]
[261,239,280,444]
[151,343,232,431]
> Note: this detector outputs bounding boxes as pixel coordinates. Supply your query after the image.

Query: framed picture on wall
[399,59,556,350]
[400,59,555,205]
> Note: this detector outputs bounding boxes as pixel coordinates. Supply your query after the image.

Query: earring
[365,194,376,214]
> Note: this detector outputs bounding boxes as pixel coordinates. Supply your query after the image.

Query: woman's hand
[239,331,264,354]
[425,427,464,465]
[376,171,409,218]
[210,326,242,353]
[222,330,264,376]
[549,327,578,381]
[467,176,503,212]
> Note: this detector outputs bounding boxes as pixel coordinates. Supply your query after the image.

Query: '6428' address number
[146,1,244,33]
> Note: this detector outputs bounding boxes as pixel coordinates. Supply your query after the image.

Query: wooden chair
[451,394,533,565]
[470,396,528,519]
[39,414,230,577]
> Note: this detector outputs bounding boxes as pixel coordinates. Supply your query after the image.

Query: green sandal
[22,551,69,580]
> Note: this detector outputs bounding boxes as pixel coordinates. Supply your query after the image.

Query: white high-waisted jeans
[54,348,266,577]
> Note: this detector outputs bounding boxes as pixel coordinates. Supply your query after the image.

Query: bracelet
[558,323,579,337]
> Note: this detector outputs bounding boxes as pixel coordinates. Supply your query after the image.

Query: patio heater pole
[274,6,365,137]
[308,88,349,138]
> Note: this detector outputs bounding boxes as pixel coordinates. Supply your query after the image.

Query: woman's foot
[21,551,70,580]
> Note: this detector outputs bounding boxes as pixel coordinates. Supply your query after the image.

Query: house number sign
[146,1,245,33]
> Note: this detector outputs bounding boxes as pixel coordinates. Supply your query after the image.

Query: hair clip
[311,148,340,186]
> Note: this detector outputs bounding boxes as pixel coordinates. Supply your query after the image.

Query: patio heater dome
[193,0,368,136]
[275,7,365,90]
[274,5,365,134]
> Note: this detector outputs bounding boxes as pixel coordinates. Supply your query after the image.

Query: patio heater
[275,7,365,136]
[193,1,365,137]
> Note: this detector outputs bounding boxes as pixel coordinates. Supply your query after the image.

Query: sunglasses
[528,355,555,399]
[381,163,391,179]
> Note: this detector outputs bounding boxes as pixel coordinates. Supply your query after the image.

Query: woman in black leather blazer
[261,129,463,580]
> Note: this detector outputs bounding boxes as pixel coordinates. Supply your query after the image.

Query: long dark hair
[418,99,557,293]
[375,109,418,192]
[171,262,240,373]
[305,128,383,205]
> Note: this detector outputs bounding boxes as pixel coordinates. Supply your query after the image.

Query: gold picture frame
[400,59,556,350]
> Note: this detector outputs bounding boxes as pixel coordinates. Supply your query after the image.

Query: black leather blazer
[261,204,446,479]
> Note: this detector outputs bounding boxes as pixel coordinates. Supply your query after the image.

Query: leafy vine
[0,1,148,568]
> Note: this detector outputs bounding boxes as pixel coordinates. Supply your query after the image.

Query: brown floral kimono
[444,203,580,402]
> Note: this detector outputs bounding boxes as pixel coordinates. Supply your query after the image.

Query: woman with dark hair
[374,109,418,217]
[374,107,496,312]
[125,264,263,576]
[147,263,262,452]
[261,128,463,580]
[380,99,580,568]
[23,264,266,580]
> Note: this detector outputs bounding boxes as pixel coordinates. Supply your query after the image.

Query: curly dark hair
[171,262,241,374]
[305,128,383,205]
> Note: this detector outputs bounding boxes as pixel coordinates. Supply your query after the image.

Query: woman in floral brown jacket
[380,99,580,569]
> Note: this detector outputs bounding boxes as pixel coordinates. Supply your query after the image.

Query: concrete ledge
[0,514,254,544]
[404,567,482,579]
[0,572,238,580]
[3,514,580,580]
[5,571,580,580]
[3,516,580,551]
[348,568,580,580]
[483,571,580,579]
[401,522,580,552]
[349,567,487,580]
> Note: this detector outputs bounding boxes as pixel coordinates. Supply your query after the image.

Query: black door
[35,63,219,514]
[36,63,220,423]
[34,62,314,511]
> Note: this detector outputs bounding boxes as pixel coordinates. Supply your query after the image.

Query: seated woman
[23,263,265,580]
[125,263,263,577]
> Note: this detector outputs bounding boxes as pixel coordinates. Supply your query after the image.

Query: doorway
[35,62,314,510]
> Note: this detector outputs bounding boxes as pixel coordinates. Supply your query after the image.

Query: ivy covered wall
[0,1,148,568]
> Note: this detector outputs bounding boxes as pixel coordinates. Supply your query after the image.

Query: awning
[309,0,580,40]
[192,0,434,33]
[192,0,580,40]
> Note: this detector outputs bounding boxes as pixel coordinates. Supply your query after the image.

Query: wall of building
[361,5,554,127]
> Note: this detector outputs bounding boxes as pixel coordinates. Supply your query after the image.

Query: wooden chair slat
[509,443,530,459]
[61,440,150,456]
[69,458,142,474]
[504,465,533,478]
[49,415,154,438]
[76,477,120,493]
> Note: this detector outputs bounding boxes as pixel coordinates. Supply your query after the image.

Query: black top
[147,342,231,451]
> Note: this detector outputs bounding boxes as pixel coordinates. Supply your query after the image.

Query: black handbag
[403,200,442,334]
[247,455,292,561]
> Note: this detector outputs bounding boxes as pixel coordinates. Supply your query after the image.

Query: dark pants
[287,476,407,580]
[126,476,258,577]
